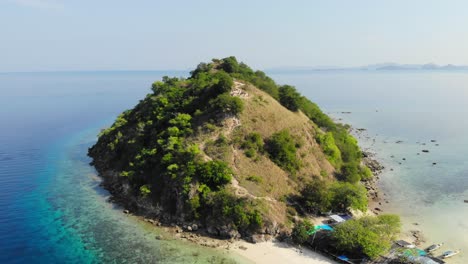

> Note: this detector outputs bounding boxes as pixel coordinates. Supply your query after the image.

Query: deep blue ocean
[0,72,243,263]
[1,70,467,263]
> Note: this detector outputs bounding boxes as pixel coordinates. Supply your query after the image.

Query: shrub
[333,215,401,259]
[316,132,342,167]
[246,175,263,183]
[292,220,314,244]
[279,85,302,111]
[360,165,373,181]
[205,190,263,233]
[140,184,151,196]
[339,162,361,183]
[265,130,301,174]
[196,160,233,190]
[212,71,234,95]
[329,182,367,212]
[300,179,332,214]
[241,132,264,159]
[220,56,240,73]
[210,93,244,115]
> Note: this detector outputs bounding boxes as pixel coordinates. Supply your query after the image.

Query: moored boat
[441,250,460,259]
[426,243,443,252]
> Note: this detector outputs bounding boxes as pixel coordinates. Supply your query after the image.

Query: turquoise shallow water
[270,70,468,263]
[0,72,246,263]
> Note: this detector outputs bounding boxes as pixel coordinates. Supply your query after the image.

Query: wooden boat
[441,250,460,259]
[426,243,443,252]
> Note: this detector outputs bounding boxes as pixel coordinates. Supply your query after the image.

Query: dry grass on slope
[194,81,337,226]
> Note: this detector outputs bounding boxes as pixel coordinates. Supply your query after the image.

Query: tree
[212,71,234,95]
[210,93,244,115]
[279,85,301,111]
[329,182,368,212]
[221,56,240,73]
[300,179,332,214]
[339,162,361,183]
[333,215,401,259]
[196,160,233,190]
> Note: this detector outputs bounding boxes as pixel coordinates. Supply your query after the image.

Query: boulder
[219,226,241,239]
[246,234,265,244]
[207,226,219,236]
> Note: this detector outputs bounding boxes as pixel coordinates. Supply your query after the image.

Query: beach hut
[329,214,346,224]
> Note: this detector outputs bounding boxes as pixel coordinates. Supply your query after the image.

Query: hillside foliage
[89,56,375,239]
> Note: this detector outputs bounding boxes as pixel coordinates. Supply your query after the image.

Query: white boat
[426,243,443,252]
[441,250,460,259]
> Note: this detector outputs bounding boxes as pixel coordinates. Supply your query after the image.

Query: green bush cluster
[197,189,263,233]
[196,161,232,190]
[265,130,301,175]
[332,215,401,259]
[241,132,264,160]
[278,85,302,111]
[300,179,368,213]
[315,132,342,167]
[292,220,314,244]
[209,93,244,115]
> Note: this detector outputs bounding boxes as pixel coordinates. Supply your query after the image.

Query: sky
[1,0,468,72]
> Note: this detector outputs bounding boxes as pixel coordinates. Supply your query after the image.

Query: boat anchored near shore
[426,243,443,253]
[441,250,460,259]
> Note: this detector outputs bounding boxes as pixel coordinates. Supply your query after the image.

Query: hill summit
[88,56,372,240]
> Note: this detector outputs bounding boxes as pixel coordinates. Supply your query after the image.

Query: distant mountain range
[267,63,468,73]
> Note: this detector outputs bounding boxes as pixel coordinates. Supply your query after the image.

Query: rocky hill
[88,57,371,241]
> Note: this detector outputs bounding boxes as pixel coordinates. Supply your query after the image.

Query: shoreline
[125,210,338,264]
[91,132,404,264]
[94,150,390,264]
[90,121,419,264]
[353,128,427,247]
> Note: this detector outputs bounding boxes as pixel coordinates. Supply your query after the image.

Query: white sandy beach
[231,240,337,264]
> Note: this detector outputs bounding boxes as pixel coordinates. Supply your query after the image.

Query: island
[88,57,403,262]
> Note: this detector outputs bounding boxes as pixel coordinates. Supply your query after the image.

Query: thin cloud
[7,0,64,10]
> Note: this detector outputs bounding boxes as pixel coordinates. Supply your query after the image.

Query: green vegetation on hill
[299,178,368,214]
[265,130,301,175]
[90,64,258,235]
[89,56,386,245]
[214,56,370,184]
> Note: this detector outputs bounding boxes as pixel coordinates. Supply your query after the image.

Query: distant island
[267,63,468,73]
[89,57,404,261]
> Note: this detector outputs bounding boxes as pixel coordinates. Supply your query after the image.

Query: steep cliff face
[89,57,369,239]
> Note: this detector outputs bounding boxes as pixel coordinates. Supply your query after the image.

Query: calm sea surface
[1,70,467,263]
[0,72,245,263]
[271,70,468,264]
